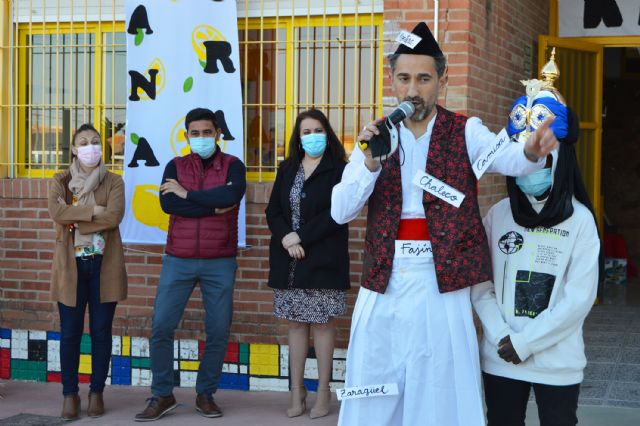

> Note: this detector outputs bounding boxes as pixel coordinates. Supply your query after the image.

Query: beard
[403,96,434,122]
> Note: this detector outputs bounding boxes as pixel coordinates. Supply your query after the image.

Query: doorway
[601,47,640,304]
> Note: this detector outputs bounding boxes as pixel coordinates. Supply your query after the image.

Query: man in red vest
[331,23,559,425]
[135,108,246,421]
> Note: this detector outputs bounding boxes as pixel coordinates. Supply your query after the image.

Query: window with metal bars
[2,0,383,181]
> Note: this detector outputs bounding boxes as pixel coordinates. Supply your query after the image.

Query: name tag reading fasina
[336,383,399,401]
[412,170,465,208]
[395,240,433,258]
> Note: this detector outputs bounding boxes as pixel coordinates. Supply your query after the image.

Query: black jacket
[266,153,350,290]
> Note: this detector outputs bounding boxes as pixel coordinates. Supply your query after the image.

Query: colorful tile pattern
[0,328,346,392]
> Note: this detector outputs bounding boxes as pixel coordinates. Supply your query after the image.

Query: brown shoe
[87,392,105,418]
[134,395,177,422]
[61,394,80,421]
[309,387,331,419]
[195,394,223,418]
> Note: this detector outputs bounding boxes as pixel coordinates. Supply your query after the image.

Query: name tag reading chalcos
[336,383,399,401]
[412,171,465,208]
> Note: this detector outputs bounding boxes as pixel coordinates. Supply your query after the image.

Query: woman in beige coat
[48,124,127,421]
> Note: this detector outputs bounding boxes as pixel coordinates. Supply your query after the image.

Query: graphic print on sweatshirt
[498,231,524,254]
[514,270,556,318]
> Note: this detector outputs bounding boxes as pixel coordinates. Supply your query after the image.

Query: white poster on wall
[122,0,245,246]
[559,0,640,37]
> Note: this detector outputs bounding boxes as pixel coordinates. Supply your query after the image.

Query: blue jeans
[58,256,117,396]
[150,255,237,397]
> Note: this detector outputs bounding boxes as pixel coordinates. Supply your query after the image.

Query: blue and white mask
[301,133,327,157]
[507,90,569,143]
[516,168,552,197]
[189,137,216,159]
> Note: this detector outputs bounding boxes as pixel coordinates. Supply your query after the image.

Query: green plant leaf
[131,133,140,145]
[134,28,144,46]
[183,76,194,93]
[199,59,206,69]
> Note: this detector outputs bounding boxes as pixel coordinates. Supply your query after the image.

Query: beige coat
[48,170,128,306]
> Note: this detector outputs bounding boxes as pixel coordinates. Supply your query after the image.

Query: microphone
[387,101,416,127]
[367,101,416,159]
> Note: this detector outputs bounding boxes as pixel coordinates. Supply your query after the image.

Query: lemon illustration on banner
[192,24,226,69]
[170,116,191,157]
[132,184,169,231]
[137,57,166,100]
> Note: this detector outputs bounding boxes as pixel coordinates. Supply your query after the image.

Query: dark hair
[70,123,100,162]
[72,123,100,146]
[388,53,447,78]
[185,107,218,130]
[285,109,346,167]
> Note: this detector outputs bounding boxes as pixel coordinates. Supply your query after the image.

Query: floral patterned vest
[362,105,492,293]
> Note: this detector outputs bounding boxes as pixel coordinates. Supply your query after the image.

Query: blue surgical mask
[301,133,327,157]
[189,137,216,159]
[516,168,552,196]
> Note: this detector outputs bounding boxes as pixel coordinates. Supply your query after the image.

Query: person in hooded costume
[331,23,560,426]
[471,52,601,426]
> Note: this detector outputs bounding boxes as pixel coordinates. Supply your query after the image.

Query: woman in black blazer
[266,109,349,419]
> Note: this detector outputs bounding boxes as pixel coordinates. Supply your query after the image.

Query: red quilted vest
[362,105,492,293]
[165,152,239,259]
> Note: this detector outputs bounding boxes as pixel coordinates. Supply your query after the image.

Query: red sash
[397,218,430,241]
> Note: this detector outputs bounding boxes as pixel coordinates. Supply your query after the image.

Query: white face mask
[76,144,102,167]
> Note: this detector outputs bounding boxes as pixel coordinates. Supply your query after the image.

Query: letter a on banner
[122,0,246,246]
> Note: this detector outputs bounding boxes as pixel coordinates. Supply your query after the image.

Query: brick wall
[467,0,549,211]
[0,179,364,350]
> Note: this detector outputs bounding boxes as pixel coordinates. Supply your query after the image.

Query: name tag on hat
[412,170,465,208]
[472,128,510,179]
[396,31,422,49]
[395,240,433,258]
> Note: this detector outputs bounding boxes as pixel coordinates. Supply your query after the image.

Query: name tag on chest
[395,240,433,258]
[412,170,465,208]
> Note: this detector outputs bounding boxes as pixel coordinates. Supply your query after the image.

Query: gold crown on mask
[541,47,560,89]
[519,48,565,104]
[526,47,566,105]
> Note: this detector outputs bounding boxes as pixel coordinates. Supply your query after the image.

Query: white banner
[559,0,640,37]
[122,0,245,246]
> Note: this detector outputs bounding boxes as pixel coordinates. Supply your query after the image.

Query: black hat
[394,22,443,57]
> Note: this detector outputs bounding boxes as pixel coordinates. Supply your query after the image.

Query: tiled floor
[579,299,640,408]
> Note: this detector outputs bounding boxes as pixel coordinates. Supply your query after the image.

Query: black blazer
[265,153,350,290]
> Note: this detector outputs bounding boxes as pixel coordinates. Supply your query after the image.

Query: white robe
[331,114,543,426]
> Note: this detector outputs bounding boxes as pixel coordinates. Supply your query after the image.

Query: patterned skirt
[273,288,346,324]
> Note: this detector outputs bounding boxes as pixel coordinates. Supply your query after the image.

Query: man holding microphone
[331,22,559,426]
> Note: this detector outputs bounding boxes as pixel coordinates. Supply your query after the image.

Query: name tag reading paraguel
[472,128,510,179]
[412,170,465,208]
[336,383,399,401]
[395,240,433,258]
